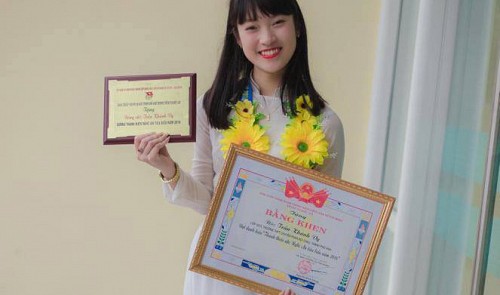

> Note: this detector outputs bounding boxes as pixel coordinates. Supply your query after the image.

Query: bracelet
[159,162,180,184]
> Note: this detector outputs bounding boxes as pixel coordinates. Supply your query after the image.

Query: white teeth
[261,48,280,56]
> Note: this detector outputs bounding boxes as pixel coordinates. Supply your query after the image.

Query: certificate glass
[103,73,196,145]
[191,145,395,295]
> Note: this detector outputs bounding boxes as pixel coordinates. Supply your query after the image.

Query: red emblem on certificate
[284,178,329,208]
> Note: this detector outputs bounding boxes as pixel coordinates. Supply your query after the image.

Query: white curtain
[364,0,461,294]
[365,0,497,293]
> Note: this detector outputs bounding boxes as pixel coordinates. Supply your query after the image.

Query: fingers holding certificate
[103,73,196,145]
[191,145,395,295]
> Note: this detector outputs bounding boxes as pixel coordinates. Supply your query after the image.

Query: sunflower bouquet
[220,95,329,169]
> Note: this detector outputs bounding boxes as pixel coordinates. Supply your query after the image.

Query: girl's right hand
[279,288,296,295]
[134,133,174,173]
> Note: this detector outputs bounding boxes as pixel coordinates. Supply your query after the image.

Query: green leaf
[254,113,265,124]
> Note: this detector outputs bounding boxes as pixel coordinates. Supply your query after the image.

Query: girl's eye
[273,19,286,26]
[245,25,257,31]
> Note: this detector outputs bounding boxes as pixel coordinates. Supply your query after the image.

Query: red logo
[145,91,153,99]
[285,178,329,208]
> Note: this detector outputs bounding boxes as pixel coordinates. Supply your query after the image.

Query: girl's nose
[260,27,276,45]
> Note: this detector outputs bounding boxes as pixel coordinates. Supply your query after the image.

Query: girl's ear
[234,31,242,47]
[232,28,241,48]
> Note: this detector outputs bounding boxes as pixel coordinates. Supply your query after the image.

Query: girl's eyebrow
[242,13,281,24]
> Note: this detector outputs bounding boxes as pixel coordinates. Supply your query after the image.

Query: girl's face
[236,13,297,82]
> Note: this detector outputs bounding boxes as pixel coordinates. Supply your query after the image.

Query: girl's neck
[251,70,283,96]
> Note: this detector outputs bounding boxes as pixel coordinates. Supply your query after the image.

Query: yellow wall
[0,0,380,294]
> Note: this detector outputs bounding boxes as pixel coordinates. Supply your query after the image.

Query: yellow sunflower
[220,120,270,157]
[295,95,313,114]
[281,121,329,168]
[295,110,318,126]
[234,99,254,122]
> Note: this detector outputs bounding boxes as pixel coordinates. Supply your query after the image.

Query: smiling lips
[259,47,281,59]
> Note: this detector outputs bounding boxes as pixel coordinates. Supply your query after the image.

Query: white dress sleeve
[162,98,215,215]
[316,107,345,178]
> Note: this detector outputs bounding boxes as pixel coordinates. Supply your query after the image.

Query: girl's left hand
[279,288,296,295]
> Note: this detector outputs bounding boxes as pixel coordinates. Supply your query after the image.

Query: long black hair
[203,0,326,129]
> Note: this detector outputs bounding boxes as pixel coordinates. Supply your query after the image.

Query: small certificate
[191,145,395,295]
[103,73,196,144]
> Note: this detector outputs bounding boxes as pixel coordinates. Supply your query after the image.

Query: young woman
[135,0,344,294]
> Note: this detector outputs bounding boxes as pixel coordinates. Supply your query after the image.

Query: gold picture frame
[190,144,395,295]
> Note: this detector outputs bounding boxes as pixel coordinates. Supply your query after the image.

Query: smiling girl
[135,1,344,294]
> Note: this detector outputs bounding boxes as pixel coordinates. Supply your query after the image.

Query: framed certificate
[190,145,395,295]
[103,73,196,145]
